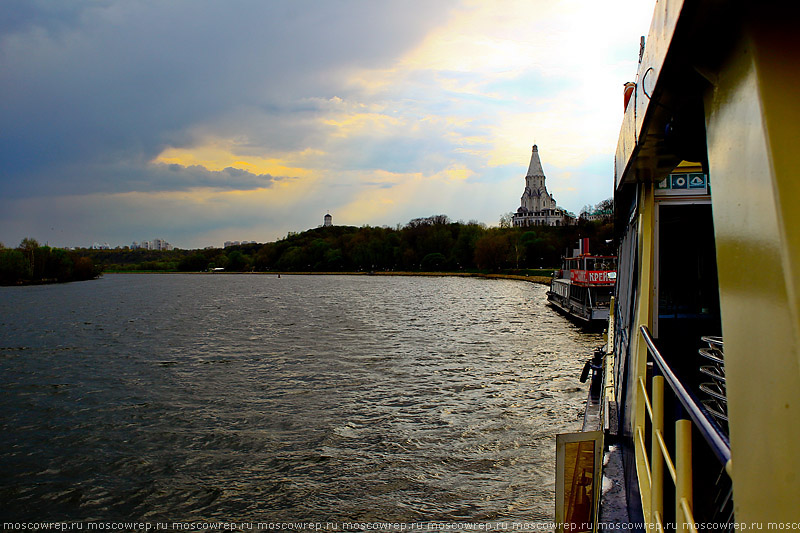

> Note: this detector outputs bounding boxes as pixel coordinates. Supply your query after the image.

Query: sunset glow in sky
[1,0,654,249]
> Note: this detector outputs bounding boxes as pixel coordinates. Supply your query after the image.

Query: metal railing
[640,326,732,467]
[636,326,732,533]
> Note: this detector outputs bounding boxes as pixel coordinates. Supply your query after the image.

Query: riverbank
[369,271,552,285]
[105,270,553,285]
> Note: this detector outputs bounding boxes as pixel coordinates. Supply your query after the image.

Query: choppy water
[0,274,601,523]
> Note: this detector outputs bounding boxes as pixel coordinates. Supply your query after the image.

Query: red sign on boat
[571,270,616,285]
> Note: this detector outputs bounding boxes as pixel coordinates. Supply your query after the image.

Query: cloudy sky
[1,0,654,249]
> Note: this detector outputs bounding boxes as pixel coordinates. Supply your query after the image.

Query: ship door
[653,174,722,368]
[555,431,604,533]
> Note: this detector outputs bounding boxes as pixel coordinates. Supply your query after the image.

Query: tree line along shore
[1,215,612,285]
[0,238,102,286]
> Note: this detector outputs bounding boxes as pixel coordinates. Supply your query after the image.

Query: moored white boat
[547,238,617,324]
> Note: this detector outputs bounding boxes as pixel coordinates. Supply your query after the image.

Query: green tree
[322,248,344,271]
[46,249,74,281]
[0,249,30,284]
[420,252,447,271]
[520,231,546,267]
[474,231,510,271]
[451,223,485,269]
[308,239,331,267]
[226,250,250,271]
[595,197,613,213]
[420,225,454,259]
[178,253,209,272]
[255,243,282,271]
[276,246,306,271]
[32,245,52,279]
[17,238,39,275]
[401,247,418,271]
[499,212,515,228]
[72,256,96,280]
[213,253,230,270]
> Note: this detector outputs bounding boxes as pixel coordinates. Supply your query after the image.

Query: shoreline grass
[104,270,553,285]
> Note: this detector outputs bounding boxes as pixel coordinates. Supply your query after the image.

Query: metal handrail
[639,325,732,467]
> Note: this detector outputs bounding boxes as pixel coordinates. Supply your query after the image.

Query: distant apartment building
[324,213,332,227]
[131,239,173,251]
[224,240,257,248]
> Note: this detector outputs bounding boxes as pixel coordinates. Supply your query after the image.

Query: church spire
[527,144,545,177]
[512,144,571,228]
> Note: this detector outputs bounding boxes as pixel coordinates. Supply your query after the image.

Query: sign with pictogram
[655,172,708,196]
[689,173,706,188]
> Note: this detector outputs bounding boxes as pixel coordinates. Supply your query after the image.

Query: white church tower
[512,145,571,227]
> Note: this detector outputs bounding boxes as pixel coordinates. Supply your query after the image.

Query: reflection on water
[0,274,601,522]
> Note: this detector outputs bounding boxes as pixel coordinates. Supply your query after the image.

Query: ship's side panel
[752,18,800,366]
[704,16,800,524]
[613,216,638,433]
[631,183,656,524]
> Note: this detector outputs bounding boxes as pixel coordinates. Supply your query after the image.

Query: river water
[0,274,601,523]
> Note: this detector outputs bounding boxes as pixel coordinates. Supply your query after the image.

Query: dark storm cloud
[0,0,454,197]
[159,164,286,192]
[120,162,286,193]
